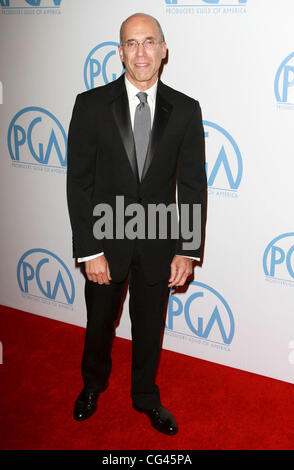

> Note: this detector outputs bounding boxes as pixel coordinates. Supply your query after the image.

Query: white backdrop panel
[0,0,293,384]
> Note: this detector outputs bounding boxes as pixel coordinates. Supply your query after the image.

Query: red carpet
[0,304,293,450]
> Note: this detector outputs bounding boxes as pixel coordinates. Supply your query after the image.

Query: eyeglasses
[121,39,163,51]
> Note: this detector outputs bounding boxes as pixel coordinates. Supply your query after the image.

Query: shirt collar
[125,75,158,104]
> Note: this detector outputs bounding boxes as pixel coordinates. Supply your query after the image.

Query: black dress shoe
[134,405,178,435]
[73,389,99,421]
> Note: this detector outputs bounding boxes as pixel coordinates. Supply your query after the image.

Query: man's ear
[162,42,167,60]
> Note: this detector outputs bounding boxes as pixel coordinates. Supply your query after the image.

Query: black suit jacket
[67,74,207,284]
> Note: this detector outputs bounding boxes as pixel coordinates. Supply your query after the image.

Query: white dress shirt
[78,76,199,263]
[125,75,157,129]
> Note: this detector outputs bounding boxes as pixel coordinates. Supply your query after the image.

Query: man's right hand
[85,255,112,284]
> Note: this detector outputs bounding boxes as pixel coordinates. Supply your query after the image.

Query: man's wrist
[176,254,200,261]
[77,252,104,263]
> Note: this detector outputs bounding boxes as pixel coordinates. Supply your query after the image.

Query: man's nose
[136,43,146,55]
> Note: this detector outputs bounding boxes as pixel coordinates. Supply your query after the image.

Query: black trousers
[81,243,170,409]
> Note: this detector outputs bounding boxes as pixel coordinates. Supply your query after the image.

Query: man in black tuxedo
[67,13,207,435]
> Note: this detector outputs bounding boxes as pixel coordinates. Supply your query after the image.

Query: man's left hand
[168,255,193,289]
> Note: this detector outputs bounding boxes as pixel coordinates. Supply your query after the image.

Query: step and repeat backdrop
[0,0,293,383]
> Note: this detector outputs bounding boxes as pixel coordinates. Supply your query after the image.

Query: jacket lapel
[141,84,173,182]
[110,79,139,183]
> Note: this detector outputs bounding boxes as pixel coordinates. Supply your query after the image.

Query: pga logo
[8,106,67,167]
[274,52,294,106]
[84,42,124,90]
[166,281,235,345]
[263,233,294,281]
[204,121,243,192]
[0,0,61,6]
[17,249,75,305]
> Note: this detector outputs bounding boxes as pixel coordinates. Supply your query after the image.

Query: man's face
[118,15,167,90]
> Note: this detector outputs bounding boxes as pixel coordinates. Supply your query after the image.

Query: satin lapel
[111,90,139,183]
[141,90,173,182]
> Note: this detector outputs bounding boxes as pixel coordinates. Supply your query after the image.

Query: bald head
[120,13,165,44]
[118,12,167,91]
